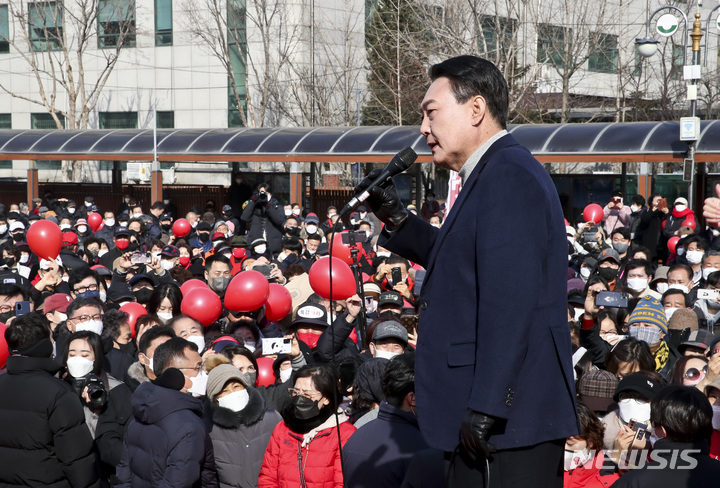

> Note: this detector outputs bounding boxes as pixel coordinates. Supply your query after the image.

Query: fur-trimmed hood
[210,386,267,428]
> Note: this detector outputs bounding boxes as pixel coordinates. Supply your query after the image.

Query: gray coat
[207,388,282,488]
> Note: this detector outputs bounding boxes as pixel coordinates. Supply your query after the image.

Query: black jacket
[240,198,285,255]
[115,381,218,488]
[0,355,100,488]
[314,312,362,364]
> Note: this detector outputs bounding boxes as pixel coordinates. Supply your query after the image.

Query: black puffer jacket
[0,355,100,488]
[115,381,218,488]
[240,198,285,255]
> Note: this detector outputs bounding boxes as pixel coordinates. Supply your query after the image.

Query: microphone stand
[346,230,368,349]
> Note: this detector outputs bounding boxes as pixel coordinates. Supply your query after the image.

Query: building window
[98,0,136,49]
[0,114,10,129]
[588,33,617,74]
[31,113,64,170]
[155,0,172,46]
[227,0,247,127]
[156,110,174,128]
[29,2,63,51]
[0,5,9,53]
[478,15,516,61]
[537,24,569,69]
[99,111,138,129]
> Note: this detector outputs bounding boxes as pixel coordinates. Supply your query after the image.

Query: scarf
[654,340,670,373]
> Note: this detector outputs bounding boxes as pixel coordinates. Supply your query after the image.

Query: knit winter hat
[667,308,698,332]
[627,295,668,334]
[206,364,250,402]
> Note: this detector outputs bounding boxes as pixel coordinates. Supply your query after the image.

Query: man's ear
[470,95,487,125]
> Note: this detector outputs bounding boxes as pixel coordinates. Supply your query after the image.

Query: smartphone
[130,252,151,264]
[340,230,367,245]
[628,419,648,441]
[253,264,273,279]
[613,197,623,205]
[595,291,629,308]
[658,198,668,211]
[583,226,598,244]
[391,267,403,284]
[697,289,720,300]
[400,308,419,334]
[261,337,292,355]
[14,301,31,317]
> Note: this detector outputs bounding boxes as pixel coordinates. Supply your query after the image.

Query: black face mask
[0,309,15,323]
[198,233,210,243]
[1,257,15,267]
[284,226,299,236]
[161,224,172,232]
[598,267,618,282]
[134,288,153,304]
[292,395,322,420]
[12,233,24,243]
[116,340,137,357]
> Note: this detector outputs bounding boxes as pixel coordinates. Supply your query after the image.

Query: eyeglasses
[74,284,98,294]
[684,365,708,381]
[69,313,103,323]
[0,304,13,313]
[179,366,203,374]
[288,388,321,400]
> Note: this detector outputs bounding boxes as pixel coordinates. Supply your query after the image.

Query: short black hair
[101,309,129,342]
[138,325,175,355]
[204,254,231,273]
[150,201,165,211]
[307,233,322,243]
[610,227,631,240]
[66,297,105,319]
[685,235,709,252]
[631,195,646,207]
[651,385,713,443]
[661,289,687,307]
[667,263,693,283]
[153,337,197,376]
[0,284,28,301]
[282,237,303,254]
[429,56,509,129]
[5,312,51,352]
[382,352,415,408]
[604,337,655,375]
[68,267,100,292]
[625,259,653,278]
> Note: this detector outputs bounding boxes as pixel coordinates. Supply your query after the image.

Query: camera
[256,191,269,204]
[130,252,151,264]
[261,337,292,355]
[70,375,108,409]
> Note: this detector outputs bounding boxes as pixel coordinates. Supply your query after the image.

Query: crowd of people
[2,182,720,487]
[0,188,441,488]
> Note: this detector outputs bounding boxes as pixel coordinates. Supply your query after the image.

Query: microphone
[341,147,417,215]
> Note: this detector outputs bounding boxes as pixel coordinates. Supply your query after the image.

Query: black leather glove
[354,169,408,230]
[460,409,497,462]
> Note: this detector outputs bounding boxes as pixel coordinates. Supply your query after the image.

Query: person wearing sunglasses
[670,355,712,391]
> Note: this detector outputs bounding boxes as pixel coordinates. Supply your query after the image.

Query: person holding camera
[62,330,132,483]
[603,191,631,236]
[241,184,285,256]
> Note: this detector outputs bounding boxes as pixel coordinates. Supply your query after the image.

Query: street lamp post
[635,4,720,211]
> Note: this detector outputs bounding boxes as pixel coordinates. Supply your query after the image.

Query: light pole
[635,4,720,210]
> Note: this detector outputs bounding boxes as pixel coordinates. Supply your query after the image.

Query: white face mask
[151,252,161,260]
[627,277,648,293]
[187,335,205,352]
[573,308,584,322]
[284,209,292,217]
[68,207,76,214]
[161,260,175,270]
[187,370,208,397]
[376,251,391,258]
[66,356,95,378]
[703,268,720,280]
[374,349,401,360]
[279,367,293,383]
[99,290,107,303]
[564,448,591,471]
[292,209,301,216]
[120,221,128,227]
[19,254,29,264]
[668,283,690,294]
[59,223,71,230]
[630,205,640,213]
[306,224,318,234]
[675,204,687,212]
[98,249,108,257]
[677,248,685,256]
[77,225,88,234]
[0,225,6,234]
[686,250,705,265]
[142,354,154,373]
[244,341,256,353]
[431,223,441,229]
[56,312,68,323]
[105,219,115,227]
[580,267,592,279]
[713,405,720,431]
[618,398,651,424]
[218,389,250,412]
[157,312,173,324]
[655,282,669,294]
[254,245,267,255]
[664,307,679,321]
[74,319,103,335]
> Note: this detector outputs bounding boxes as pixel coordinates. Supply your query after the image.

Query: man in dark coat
[0,312,100,488]
[115,337,218,488]
[342,353,428,487]
[357,56,579,487]
[240,183,285,255]
[610,385,720,487]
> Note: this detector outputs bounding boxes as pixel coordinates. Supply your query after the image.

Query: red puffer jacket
[564,451,619,488]
[258,415,355,488]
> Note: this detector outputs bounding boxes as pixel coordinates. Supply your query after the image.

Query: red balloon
[172,218,191,238]
[667,236,680,255]
[181,287,222,326]
[583,204,604,225]
[681,218,697,231]
[180,279,207,296]
[308,257,356,300]
[26,220,62,260]
[330,231,363,266]
[0,323,9,369]
[255,357,276,387]
[87,212,103,232]
[224,270,270,312]
[120,302,148,338]
[265,283,292,321]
